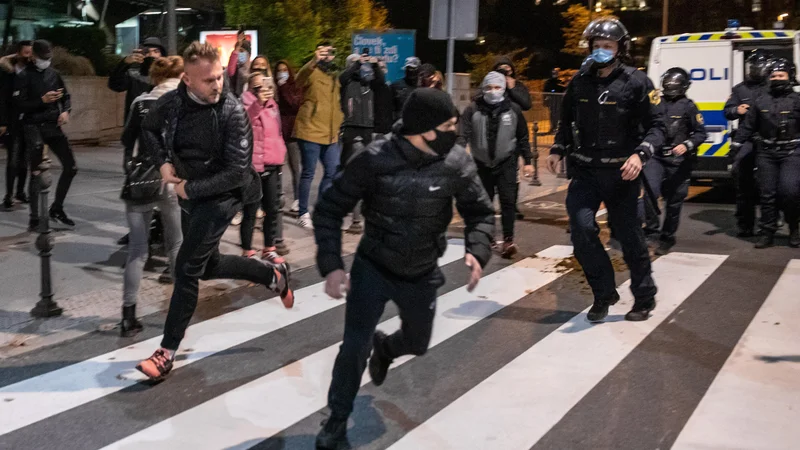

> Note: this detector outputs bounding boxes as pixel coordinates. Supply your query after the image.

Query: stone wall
[60,77,126,144]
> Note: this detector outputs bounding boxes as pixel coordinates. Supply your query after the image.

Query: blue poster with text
[351,30,416,84]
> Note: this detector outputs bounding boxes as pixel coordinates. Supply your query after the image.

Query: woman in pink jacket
[239,73,288,265]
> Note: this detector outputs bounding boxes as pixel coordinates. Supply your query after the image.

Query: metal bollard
[529,121,542,186]
[30,158,63,318]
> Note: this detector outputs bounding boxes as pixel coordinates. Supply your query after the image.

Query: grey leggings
[123,185,183,307]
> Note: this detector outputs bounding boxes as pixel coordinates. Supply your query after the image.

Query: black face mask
[405,67,418,81]
[140,57,156,77]
[771,79,792,94]
[423,129,458,156]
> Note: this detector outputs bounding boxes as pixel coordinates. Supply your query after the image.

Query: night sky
[382,0,578,79]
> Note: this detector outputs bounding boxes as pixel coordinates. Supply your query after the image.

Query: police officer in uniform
[547,18,665,322]
[642,67,707,255]
[724,50,770,237]
[733,58,800,248]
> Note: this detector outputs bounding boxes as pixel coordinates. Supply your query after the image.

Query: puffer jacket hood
[492,56,516,75]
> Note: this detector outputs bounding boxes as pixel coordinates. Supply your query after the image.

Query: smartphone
[361,47,369,55]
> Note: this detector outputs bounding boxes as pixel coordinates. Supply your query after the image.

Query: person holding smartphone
[293,41,344,229]
[108,37,166,123]
[13,40,78,230]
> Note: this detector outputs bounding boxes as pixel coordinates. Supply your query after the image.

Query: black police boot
[49,208,75,227]
[736,228,755,238]
[625,297,656,322]
[316,416,350,450]
[755,233,774,249]
[121,305,143,337]
[368,331,393,386]
[587,291,621,323]
[789,227,800,248]
[2,196,12,210]
[655,241,673,256]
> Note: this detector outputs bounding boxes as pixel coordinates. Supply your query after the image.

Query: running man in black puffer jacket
[133,42,294,382]
[313,88,495,450]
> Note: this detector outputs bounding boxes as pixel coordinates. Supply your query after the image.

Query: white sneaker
[297,213,313,229]
[231,211,243,226]
[290,200,299,213]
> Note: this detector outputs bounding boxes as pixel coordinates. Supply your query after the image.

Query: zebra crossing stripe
[387,252,728,450]
[672,259,800,450]
[0,244,467,436]
[99,246,576,450]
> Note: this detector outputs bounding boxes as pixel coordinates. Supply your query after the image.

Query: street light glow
[778,13,788,21]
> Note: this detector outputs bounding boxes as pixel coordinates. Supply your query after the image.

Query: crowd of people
[2,16,799,449]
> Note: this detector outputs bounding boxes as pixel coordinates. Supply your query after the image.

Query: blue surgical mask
[238,52,247,64]
[590,48,615,65]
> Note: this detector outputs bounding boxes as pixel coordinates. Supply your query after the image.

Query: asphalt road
[0,184,797,450]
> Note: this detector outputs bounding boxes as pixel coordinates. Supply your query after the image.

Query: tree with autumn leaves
[225,0,390,68]
[560,4,617,57]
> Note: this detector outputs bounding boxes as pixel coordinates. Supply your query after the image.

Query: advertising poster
[199,30,259,65]
[351,30,416,83]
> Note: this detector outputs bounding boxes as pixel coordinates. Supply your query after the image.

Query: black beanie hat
[402,88,458,135]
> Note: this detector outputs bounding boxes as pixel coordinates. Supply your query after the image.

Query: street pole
[166,0,178,55]
[530,122,542,186]
[662,0,669,35]
[445,0,455,95]
[30,158,63,318]
[2,0,15,51]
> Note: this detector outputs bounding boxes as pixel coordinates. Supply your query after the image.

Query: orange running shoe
[268,262,294,309]
[136,349,174,381]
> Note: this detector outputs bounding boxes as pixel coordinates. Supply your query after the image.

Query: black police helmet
[582,18,630,57]
[745,50,772,83]
[767,57,796,80]
[661,67,691,98]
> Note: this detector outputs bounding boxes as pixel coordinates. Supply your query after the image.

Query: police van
[647,27,799,180]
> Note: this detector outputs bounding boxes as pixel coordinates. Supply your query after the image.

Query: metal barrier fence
[525,92,565,150]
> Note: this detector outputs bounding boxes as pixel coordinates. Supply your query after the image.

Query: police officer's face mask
[590,48,616,68]
[34,58,51,71]
[770,78,792,94]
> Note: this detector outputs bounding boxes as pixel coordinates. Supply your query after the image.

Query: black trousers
[757,150,800,234]
[328,255,444,419]
[241,167,282,250]
[3,129,27,199]
[642,157,692,245]
[477,157,518,240]
[566,167,657,303]
[24,123,77,218]
[340,127,373,223]
[160,195,278,350]
[733,142,758,232]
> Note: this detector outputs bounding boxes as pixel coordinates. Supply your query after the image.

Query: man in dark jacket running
[313,88,495,449]
[134,42,294,382]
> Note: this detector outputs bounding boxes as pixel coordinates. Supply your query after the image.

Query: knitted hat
[401,88,458,135]
[481,71,507,90]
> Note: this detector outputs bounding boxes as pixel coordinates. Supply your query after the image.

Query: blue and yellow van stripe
[694,102,730,157]
[662,31,794,42]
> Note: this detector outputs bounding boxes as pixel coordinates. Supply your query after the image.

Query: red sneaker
[261,247,286,265]
[268,262,294,309]
[135,349,174,381]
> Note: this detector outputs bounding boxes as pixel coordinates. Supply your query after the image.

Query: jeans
[477,157,518,240]
[297,139,340,216]
[733,142,758,232]
[4,130,27,199]
[642,157,692,245]
[160,194,278,350]
[240,168,282,250]
[24,123,77,218]
[340,128,373,223]
[285,140,301,201]
[328,255,444,419]
[123,185,183,307]
[566,167,657,303]
[757,150,800,234]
